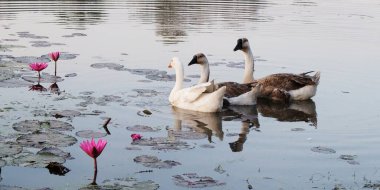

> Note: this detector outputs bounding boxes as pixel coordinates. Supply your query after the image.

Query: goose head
[168,57,181,69]
[188,53,208,66]
[233,38,250,52]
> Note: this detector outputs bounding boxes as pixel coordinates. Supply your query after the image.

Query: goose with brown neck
[234,38,321,102]
[188,53,260,106]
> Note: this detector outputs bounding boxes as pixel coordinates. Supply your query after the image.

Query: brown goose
[234,38,320,102]
[188,53,260,106]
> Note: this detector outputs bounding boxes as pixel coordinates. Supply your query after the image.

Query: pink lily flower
[29,62,48,79]
[80,138,107,159]
[49,51,60,76]
[131,134,142,141]
[80,138,107,185]
[49,51,60,62]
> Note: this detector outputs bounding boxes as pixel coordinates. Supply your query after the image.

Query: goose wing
[258,73,317,91]
[183,81,214,102]
[217,82,256,98]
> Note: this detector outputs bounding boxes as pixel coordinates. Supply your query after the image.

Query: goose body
[168,57,226,112]
[234,38,320,102]
[188,53,260,106]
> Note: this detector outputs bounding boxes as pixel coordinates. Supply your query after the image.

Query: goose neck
[243,48,255,83]
[199,62,210,84]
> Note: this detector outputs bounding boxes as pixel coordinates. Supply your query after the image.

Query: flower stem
[38,71,41,81]
[91,158,98,185]
[54,61,57,76]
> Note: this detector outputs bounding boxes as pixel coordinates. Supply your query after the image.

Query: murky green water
[1,0,380,189]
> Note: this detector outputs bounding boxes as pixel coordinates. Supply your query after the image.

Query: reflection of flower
[29,62,48,79]
[80,138,107,185]
[29,84,47,92]
[49,83,60,95]
[131,134,142,141]
[49,51,60,76]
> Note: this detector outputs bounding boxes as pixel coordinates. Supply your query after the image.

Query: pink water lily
[131,134,142,141]
[49,51,60,76]
[80,138,107,185]
[29,62,48,79]
[80,138,107,158]
[49,51,60,62]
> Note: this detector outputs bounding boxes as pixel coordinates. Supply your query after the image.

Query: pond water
[1,0,380,189]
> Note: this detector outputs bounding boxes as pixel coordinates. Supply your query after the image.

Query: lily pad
[22,74,64,83]
[100,177,159,190]
[131,137,191,151]
[41,52,78,60]
[226,62,244,69]
[311,146,336,154]
[133,155,160,164]
[13,55,50,64]
[50,110,81,118]
[132,89,159,97]
[30,41,65,47]
[76,130,107,138]
[13,153,65,168]
[17,31,48,39]
[0,142,23,158]
[16,131,77,148]
[0,185,27,190]
[142,160,181,169]
[64,73,77,77]
[339,155,357,160]
[199,144,215,149]
[62,33,87,38]
[0,159,5,167]
[90,63,125,71]
[0,78,32,88]
[126,125,160,132]
[37,147,73,160]
[291,128,305,131]
[172,173,226,188]
[169,130,207,140]
[12,120,74,133]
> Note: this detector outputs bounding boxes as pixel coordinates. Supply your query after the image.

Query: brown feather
[217,82,255,98]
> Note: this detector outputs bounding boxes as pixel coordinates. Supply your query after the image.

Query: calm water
[1,0,380,189]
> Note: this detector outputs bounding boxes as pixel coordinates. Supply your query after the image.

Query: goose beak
[234,39,243,51]
[188,55,198,66]
[168,63,172,68]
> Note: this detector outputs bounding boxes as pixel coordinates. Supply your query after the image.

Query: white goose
[188,53,260,106]
[168,57,226,113]
[234,38,321,102]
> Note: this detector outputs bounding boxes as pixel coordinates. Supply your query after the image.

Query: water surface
[1,0,380,189]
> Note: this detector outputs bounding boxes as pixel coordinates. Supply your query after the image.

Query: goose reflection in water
[170,107,224,142]
[257,99,318,128]
[223,105,260,152]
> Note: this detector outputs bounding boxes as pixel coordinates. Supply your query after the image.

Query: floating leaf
[12,120,74,133]
[172,173,226,188]
[50,110,81,118]
[126,125,160,132]
[311,146,336,154]
[13,153,65,168]
[90,63,125,71]
[131,137,191,151]
[0,159,6,167]
[37,147,73,160]
[339,155,357,161]
[133,155,160,164]
[16,132,77,148]
[0,142,23,158]
[76,130,107,138]
[142,160,181,169]
[169,130,207,140]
